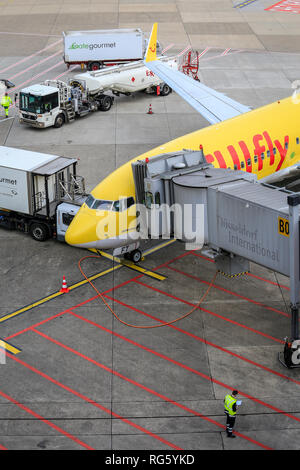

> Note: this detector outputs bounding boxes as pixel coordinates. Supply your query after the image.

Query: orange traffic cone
[147,104,153,114]
[60,276,70,293]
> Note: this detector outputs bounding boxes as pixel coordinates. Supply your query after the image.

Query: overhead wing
[144,23,251,125]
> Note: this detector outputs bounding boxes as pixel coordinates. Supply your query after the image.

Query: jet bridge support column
[281,194,300,367]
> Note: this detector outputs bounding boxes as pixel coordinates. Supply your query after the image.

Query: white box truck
[0,146,87,242]
[63,28,163,71]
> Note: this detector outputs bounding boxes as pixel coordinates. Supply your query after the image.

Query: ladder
[64,101,75,122]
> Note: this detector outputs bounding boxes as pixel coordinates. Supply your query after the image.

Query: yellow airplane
[65,23,300,260]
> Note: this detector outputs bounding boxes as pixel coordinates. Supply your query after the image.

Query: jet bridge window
[145,191,153,209]
[155,192,161,205]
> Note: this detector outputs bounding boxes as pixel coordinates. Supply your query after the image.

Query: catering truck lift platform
[0,146,86,242]
[131,149,300,368]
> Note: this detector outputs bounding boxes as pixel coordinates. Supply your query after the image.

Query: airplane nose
[65,208,99,247]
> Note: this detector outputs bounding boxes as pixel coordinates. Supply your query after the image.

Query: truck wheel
[54,114,65,128]
[160,84,172,96]
[99,96,113,112]
[89,62,103,71]
[29,223,49,242]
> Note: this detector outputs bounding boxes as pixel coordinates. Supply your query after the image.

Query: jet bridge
[132,150,300,367]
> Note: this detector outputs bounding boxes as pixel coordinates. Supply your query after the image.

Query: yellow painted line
[97,250,166,280]
[0,264,122,324]
[0,239,176,323]
[0,339,21,355]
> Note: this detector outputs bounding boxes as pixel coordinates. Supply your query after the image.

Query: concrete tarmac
[0,0,299,451]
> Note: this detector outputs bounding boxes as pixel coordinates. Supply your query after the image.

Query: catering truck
[0,146,86,241]
[18,56,176,129]
[63,28,163,71]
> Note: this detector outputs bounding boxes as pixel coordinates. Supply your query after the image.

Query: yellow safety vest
[1,95,12,107]
[224,394,237,416]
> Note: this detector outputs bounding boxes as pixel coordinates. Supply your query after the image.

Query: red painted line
[99,294,300,429]
[190,251,290,290]
[0,444,7,450]
[132,280,284,342]
[162,43,174,54]
[222,48,231,56]
[53,65,79,80]
[31,325,271,449]
[167,265,289,318]
[9,61,64,93]
[5,349,181,450]
[247,272,289,290]
[5,311,70,341]
[0,388,93,450]
[4,250,194,341]
[134,280,300,387]
[9,50,62,80]
[0,39,62,74]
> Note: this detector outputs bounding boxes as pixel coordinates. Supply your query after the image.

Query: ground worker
[1,92,12,118]
[224,390,239,438]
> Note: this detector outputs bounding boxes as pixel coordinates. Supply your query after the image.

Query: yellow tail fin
[145,23,158,63]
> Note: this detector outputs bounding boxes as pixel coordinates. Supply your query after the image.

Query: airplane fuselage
[65,94,300,249]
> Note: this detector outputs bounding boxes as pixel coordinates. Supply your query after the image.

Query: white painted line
[0,117,14,123]
[0,39,62,74]
[0,31,60,38]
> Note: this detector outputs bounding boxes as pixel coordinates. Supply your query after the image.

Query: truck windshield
[20,92,59,114]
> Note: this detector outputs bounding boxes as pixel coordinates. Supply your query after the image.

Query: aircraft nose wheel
[125,249,142,263]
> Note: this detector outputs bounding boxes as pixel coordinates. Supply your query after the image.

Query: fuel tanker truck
[18,56,177,129]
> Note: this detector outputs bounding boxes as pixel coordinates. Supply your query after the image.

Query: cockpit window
[93,200,112,210]
[85,195,135,211]
[85,195,112,210]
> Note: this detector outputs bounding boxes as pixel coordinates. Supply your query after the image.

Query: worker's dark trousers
[224,411,236,435]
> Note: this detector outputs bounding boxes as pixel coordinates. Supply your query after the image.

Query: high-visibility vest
[224,394,237,416]
[1,95,12,107]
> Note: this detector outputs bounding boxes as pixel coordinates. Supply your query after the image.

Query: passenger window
[234,164,237,170]
[273,148,277,155]
[285,142,288,150]
[247,158,251,166]
[155,192,161,205]
[297,137,299,145]
[267,150,270,157]
[261,153,264,160]
[254,155,258,163]
[241,161,245,169]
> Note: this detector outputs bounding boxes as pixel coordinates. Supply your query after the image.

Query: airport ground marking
[0,338,21,355]
[5,350,182,450]
[265,0,300,13]
[234,0,258,8]
[0,38,62,75]
[83,296,300,426]
[31,325,272,450]
[0,240,175,325]
[167,265,289,318]
[0,388,94,450]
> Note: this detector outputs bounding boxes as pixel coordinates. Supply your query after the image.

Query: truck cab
[19,84,63,128]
